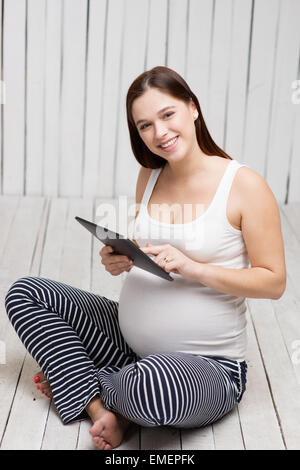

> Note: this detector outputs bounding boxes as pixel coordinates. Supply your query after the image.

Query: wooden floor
[0,195,300,450]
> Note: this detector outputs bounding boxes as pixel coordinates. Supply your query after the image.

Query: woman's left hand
[140,243,198,280]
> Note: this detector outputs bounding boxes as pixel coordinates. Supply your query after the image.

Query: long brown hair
[126,66,232,168]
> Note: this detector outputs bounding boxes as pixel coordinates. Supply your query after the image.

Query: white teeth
[161,136,178,148]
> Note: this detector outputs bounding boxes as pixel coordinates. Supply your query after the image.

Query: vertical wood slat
[26,0,46,195]
[43,0,62,197]
[243,0,280,176]
[145,0,167,69]
[59,0,87,197]
[82,0,106,198]
[224,0,252,161]
[186,0,214,117]
[0,0,3,194]
[97,0,126,198]
[115,0,149,198]
[206,0,233,149]
[167,0,188,78]
[2,0,26,195]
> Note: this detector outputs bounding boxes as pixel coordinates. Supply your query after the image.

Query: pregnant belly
[118,267,239,359]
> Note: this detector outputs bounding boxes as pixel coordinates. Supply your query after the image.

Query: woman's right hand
[99,245,133,276]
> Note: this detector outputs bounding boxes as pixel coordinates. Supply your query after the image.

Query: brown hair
[126,66,232,168]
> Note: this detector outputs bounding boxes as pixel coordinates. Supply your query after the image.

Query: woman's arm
[191,167,287,299]
[191,265,284,299]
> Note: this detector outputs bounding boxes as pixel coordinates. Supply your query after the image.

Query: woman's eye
[140,112,174,131]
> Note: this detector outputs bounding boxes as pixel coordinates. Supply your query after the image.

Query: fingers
[110,261,133,275]
[99,245,133,276]
[99,245,114,260]
[100,246,129,263]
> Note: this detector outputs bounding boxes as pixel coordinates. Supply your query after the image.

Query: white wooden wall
[0,0,299,202]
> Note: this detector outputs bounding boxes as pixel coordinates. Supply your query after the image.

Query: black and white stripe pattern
[5,276,247,427]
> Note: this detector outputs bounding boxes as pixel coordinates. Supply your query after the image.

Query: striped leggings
[4,276,247,428]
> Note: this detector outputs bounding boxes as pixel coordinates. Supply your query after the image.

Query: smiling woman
[4,66,286,451]
[126,66,233,169]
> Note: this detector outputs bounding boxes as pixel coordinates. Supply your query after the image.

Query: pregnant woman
[4,66,286,450]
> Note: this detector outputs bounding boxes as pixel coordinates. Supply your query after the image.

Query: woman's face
[132,88,198,162]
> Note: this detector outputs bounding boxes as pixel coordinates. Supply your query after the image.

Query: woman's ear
[189,99,198,118]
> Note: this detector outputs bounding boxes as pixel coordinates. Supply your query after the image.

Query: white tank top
[118,158,251,362]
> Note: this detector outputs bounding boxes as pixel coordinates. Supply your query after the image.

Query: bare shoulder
[235,165,276,203]
[235,165,262,186]
[234,164,284,234]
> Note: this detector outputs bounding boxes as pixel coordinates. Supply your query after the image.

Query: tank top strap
[140,167,163,208]
[212,159,250,215]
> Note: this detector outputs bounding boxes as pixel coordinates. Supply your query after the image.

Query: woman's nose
[154,125,168,139]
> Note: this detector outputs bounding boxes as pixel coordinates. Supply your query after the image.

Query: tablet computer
[75,216,174,281]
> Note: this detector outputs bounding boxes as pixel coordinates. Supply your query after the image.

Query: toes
[33,371,47,383]
[92,436,101,448]
[32,370,53,400]
[33,371,52,397]
[42,384,52,394]
[40,389,52,398]
[93,436,106,450]
[89,421,104,438]
[43,389,53,398]
[39,383,50,392]
[36,381,52,398]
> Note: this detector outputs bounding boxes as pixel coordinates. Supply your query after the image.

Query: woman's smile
[159,135,179,152]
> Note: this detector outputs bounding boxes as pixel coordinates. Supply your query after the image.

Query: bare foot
[33,371,53,399]
[87,398,131,450]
